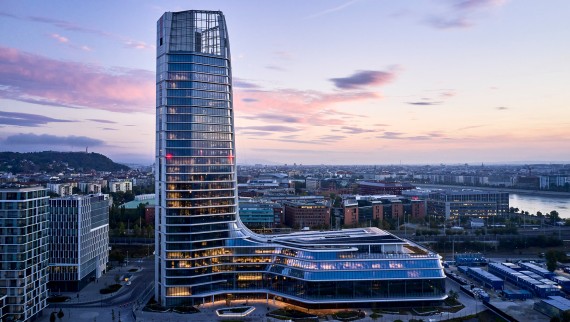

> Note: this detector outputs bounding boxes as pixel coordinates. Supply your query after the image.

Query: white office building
[49,194,109,292]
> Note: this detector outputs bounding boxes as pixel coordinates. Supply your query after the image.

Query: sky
[0,0,569,165]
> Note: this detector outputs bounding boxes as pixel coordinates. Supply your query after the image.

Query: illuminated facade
[155,10,446,308]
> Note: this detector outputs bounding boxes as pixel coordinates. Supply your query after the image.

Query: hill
[0,151,130,173]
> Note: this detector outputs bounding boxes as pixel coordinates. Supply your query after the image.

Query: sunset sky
[0,0,569,165]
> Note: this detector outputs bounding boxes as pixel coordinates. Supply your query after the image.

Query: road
[56,257,155,308]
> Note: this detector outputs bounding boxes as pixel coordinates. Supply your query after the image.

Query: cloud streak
[306,0,359,19]
[427,0,507,29]
[0,111,72,127]
[2,133,104,146]
[407,101,442,106]
[88,119,117,124]
[241,113,302,123]
[0,46,154,112]
[330,69,397,90]
[340,126,376,134]
[237,125,300,133]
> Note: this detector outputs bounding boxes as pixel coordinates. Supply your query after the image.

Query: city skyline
[1,0,569,165]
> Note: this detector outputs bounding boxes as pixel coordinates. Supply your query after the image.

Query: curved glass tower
[156,10,446,308]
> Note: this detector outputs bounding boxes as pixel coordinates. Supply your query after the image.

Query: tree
[57,308,64,319]
[562,309,570,322]
[50,312,56,322]
[550,210,561,224]
[545,250,566,272]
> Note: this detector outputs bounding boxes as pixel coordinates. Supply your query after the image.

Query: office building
[238,199,283,228]
[48,194,109,292]
[283,200,330,229]
[0,185,49,321]
[357,181,415,195]
[403,188,509,219]
[155,10,445,308]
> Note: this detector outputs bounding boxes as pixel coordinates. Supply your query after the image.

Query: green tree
[546,250,565,272]
[50,312,56,322]
[57,308,64,319]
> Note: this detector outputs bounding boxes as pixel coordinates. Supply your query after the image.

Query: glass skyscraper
[156,10,446,308]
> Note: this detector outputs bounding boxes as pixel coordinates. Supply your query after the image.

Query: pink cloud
[454,0,506,10]
[0,46,154,112]
[235,88,380,127]
[50,33,69,43]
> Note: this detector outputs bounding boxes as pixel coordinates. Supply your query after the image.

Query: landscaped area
[143,298,170,313]
[267,308,318,321]
[99,283,122,294]
[215,306,255,318]
[173,305,200,314]
[46,295,70,303]
[332,310,366,321]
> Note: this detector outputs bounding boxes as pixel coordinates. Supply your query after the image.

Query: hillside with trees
[0,151,130,172]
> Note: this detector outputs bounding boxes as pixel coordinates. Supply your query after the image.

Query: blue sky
[0,0,569,165]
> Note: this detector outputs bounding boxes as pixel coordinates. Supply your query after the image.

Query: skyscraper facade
[156,10,446,308]
[0,185,49,321]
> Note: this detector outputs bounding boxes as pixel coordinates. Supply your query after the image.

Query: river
[510,193,570,218]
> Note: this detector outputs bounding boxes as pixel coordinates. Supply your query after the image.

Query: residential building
[0,185,49,321]
[342,195,425,227]
[46,182,72,196]
[342,199,359,226]
[305,178,320,192]
[78,182,102,194]
[108,180,132,192]
[49,194,109,292]
[155,10,445,308]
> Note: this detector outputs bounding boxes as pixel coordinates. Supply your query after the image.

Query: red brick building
[284,201,330,229]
